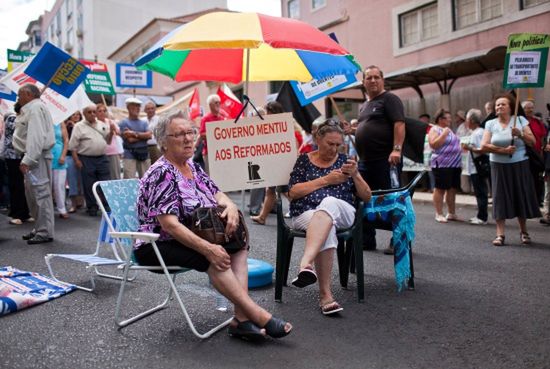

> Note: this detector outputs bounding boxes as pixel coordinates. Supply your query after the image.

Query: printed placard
[503,33,549,89]
[206,113,297,192]
[290,73,357,106]
[116,63,152,88]
[7,49,33,72]
[80,60,115,95]
[23,42,90,98]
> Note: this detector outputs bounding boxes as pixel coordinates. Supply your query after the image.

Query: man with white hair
[69,104,116,216]
[12,83,55,244]
[144,101,161,164]
[119,97,152,178]
[197,94,225,173]
[461,109,488,225]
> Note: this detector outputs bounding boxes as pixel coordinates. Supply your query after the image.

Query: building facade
[283,0,550,121]
[35,0,227,104]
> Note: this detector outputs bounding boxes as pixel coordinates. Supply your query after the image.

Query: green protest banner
[7,49,34,72]
[503,33,549,89]
[80,59,115,95]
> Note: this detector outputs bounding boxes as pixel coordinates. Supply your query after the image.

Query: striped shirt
[430,126,462,168]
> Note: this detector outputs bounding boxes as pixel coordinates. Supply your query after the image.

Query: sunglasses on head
[318,119,341,128]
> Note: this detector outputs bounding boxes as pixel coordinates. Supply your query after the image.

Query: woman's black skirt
[491,160,541,220]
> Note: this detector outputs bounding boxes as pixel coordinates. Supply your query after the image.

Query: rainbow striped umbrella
[134,12,361,84]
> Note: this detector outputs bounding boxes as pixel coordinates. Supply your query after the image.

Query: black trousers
[359,158,400,249]
[5,158,30,220]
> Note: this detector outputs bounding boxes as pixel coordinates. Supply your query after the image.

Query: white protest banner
[0,57,93,123]
[206,113,297,192]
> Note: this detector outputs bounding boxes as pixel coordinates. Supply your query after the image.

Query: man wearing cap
[119,97,152,178]
[69,105,116,216]
[12,83,56,244]
[144,101,161,164]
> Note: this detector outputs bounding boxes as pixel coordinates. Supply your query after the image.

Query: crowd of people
[418,95,548,246]
[0,69,549,341]
[0,85,163,241]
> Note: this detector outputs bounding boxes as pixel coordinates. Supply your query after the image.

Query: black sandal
[520,232,531,245]
[228,319,266,342]
[492,235,505,246]
[263,316,292,338]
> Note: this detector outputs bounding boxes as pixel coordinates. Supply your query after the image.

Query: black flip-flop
[291,267,317,288]
[228,320,266,342]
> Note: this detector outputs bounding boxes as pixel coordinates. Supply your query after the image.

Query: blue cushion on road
[248,258,274,288]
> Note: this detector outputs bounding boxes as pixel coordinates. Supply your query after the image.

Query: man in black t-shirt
[355,66,405,253]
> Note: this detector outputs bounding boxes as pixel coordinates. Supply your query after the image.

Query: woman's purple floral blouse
[135,156,220,248]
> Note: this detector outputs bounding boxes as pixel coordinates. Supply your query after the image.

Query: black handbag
[470,151,490,178]
[525,145,545,173]
[189,206,249,253]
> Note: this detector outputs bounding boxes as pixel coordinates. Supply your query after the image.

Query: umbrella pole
[240,48,251,212]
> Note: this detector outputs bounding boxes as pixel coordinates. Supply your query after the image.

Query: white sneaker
[435,214,448,223]
[469,217,487,225]
[445,213,459,221]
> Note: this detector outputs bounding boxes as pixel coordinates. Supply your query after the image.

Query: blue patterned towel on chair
[0,266,76,316]
[364,189,416,291]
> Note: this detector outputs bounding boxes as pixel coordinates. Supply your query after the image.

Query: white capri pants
[291,196,356,252]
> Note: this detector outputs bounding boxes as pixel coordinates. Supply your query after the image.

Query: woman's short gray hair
[155,110,187,153]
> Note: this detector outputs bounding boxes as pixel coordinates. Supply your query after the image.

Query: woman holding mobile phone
[286,119,371,316]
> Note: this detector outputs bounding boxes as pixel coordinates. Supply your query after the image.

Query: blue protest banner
[116,63,152,88]
[289,73,357,107]
[23,42,90,98]
[0,70,17,101]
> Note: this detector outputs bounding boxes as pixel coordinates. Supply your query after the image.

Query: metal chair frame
[274,171,426,303]
[44,214,135,292]
[93,179,232,339]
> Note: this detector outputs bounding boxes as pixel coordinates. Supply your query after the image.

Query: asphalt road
[1,198,549,369]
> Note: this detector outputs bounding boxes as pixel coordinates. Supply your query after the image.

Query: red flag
[217,85,243,119]
[189,88,201,119]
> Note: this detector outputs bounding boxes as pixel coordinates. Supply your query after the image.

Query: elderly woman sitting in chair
[135,112,292,342]
[288,119,372,315]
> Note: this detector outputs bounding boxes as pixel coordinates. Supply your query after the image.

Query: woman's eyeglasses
[167,130,196,139]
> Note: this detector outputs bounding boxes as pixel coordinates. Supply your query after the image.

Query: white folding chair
[93,179,232,339]
[44,214,133,292]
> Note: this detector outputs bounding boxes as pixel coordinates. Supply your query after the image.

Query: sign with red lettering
[206,113,298,191]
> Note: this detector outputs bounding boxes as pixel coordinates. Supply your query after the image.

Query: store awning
[384,46,507,96]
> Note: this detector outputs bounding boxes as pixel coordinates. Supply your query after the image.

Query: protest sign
[0,70,17,101]
[116,63,152,88]
[206,113,297,192]
[0,56,93,123]
[7,49,33,72]
[80,60,115,95]
[290,73,357,107]
[503,33,549,89]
